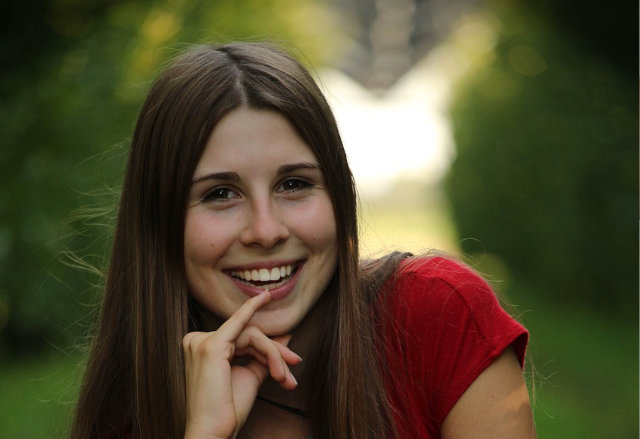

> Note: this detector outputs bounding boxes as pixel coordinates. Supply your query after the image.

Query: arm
[441,348,536,439]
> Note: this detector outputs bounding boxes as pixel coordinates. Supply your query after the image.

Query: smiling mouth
[227,263,299,290]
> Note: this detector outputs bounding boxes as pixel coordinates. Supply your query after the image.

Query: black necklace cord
[256,395,309,418]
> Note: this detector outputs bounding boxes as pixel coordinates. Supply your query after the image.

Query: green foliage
[445,4,637,317]
[0,0,336,353]
[1,0,140,352]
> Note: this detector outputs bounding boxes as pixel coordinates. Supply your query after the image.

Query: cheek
[292,198,337,248]
[184,213,232,266]
[184,216,206,262]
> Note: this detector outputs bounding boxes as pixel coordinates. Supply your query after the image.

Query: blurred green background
[0,0,636,437]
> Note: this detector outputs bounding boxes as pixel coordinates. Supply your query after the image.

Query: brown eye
[202,187,239,203]
[277,178,312,193]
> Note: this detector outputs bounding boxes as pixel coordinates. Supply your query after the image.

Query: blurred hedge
[445,3,637,317]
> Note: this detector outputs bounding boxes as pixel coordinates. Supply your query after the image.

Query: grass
[0,178,636,438]
[510,285,638,438]
[0,350,83,438]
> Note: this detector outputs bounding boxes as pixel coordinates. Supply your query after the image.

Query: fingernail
[290,370,298,385]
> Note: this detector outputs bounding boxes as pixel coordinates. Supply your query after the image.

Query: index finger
[216,291,272,341]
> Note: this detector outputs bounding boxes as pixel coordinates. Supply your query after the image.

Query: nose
[239,200,290,248]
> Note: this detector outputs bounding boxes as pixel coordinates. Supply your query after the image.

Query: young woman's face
[184,108,338,336]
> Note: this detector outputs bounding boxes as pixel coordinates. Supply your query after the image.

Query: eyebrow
[192,171,240,185]
[277,162,321,175]
[191,162,321,185]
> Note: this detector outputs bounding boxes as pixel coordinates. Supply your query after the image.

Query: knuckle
[245,326,273,353]
[182,332,195,350]
[195,336,219,357]
[244,325,261,341]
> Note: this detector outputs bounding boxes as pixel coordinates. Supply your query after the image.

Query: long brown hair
[71,42,398,438]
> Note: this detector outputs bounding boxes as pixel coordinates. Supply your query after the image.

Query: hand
[182,291,301,439]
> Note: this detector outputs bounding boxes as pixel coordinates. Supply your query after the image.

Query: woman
[71,42,536,439]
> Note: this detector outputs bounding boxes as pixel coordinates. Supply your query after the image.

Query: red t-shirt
[379,256,529,439]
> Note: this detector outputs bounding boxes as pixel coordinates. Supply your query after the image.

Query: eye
[202,187,239,203]
[276,178,313,193]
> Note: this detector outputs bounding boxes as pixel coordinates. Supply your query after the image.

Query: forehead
[197,108,318,170]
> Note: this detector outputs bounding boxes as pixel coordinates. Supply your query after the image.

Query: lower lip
[229,263,303,300]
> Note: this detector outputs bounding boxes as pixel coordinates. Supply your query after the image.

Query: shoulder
[382,255,528,366]
[387,255,497,312]
[379,255,529,431]
[396,255,488,287]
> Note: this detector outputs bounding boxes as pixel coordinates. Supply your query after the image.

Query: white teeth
[230,264,295,283]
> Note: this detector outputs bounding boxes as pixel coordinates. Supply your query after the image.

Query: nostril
[241,217,289,248]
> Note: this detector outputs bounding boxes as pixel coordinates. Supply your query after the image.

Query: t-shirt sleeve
[385,257,528,431]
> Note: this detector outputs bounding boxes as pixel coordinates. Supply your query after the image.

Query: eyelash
[201,187,239,203]
[201,178,313,204]
[276,178,313,192]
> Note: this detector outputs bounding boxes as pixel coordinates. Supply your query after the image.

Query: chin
[254,320,295,338]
